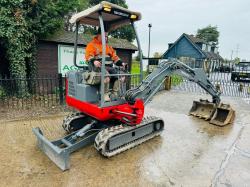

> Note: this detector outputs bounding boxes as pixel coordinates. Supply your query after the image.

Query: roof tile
[41,31,138,51]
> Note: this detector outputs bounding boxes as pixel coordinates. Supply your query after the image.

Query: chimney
[168,43,173,49]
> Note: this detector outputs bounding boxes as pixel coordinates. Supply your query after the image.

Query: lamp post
[147,23,152,73]
[148,23,152,58]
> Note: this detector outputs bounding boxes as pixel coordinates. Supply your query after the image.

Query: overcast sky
[126,0,250,60]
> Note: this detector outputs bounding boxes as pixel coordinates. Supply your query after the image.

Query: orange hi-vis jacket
[85,36,120,63]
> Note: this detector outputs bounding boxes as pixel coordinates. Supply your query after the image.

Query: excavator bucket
[189,100,235,126]
[209,103,235,126]
[189,99,216,120]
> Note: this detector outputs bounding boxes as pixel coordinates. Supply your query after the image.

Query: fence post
[58,73,64,105]
[165,76,171,90]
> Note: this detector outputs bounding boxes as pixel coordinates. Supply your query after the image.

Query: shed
[37,31,137,75]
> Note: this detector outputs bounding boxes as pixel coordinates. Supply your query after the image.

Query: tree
[89,0,127,8]
[234,57,240,64]
[153,52,162,58]
[88,0,135,42]
[64,0,89,31]
[0,0,78,76]
[0,0,77,95]
[196,25,219,45]
[135,52,146,61]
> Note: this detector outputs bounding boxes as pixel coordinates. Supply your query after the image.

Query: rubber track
[94,116,164,157]
[62,112,85,133]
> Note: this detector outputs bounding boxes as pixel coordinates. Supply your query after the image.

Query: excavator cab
[68,1,143,108]
[33,1,146,170]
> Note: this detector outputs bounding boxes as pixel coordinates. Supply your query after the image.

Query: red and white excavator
[33,1,235,171]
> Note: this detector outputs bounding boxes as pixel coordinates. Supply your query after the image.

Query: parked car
[231,62,250,81]
[219,65,234,73]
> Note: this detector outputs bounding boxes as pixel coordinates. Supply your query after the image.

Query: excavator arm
[125,58,220,105]
[125,58,235,126]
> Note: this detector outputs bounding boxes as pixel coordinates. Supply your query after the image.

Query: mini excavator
[33,1,235,171]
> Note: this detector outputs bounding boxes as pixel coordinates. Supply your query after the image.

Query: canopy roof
[69,1,141,31]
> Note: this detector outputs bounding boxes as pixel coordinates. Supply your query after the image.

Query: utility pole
[235,44,239,58]
[230,50,234,68]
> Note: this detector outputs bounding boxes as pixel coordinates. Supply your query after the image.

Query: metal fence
[1,69,249,110]
[0,73,142,109]
[171,70,250,99]
[0,74,65,109]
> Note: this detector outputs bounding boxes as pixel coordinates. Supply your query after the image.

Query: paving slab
[0,91,249,187]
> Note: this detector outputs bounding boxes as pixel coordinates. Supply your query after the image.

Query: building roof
[185,34,223,60]
[163,33,205,59]
[163,33,223,60]
[185,34,206,44]
[204,51,223,61]
[40,31,138,51]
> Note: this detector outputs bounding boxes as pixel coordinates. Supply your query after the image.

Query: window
[195,60,202,68]
[207,45,211,52]
[202,44,206,51]
[179,56,196,68]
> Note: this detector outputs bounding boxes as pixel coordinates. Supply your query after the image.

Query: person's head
[96,27,108,43]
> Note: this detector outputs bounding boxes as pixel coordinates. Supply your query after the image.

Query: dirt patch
[0,91,250,186]
[0,105,71,122]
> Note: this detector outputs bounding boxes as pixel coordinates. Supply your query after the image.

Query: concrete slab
[216,150,250,187]
[0,91,249,187]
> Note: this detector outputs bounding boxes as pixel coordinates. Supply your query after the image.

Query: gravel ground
[0,90,250,187]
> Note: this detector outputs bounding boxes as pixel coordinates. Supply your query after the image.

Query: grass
[131,60,140,74]
[131,60,148,79]
[131,60,183,86]
[171,75,184,86]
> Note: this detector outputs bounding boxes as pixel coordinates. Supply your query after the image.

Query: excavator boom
[125,58,235,126]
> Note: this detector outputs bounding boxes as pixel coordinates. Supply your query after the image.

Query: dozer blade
[189,99,216,120]
[32,127,99,171]
[209,103,235,126]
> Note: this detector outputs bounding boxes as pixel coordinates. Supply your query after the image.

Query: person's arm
[109,46,120,64]
[109,46,127,68]
[85,43,95,63]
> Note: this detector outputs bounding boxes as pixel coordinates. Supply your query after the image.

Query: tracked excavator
[32,1,235,171]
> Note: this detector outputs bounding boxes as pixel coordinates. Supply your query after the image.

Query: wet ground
[0,91,249,187]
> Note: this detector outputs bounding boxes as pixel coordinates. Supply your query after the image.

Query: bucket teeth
[189,100,235,126]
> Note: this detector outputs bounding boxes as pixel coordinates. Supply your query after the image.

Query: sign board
[58,45,88,75]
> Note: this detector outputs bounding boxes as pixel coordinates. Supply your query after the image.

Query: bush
[52,86,66,95]
[0,86,6,98]
[171,75,183,86]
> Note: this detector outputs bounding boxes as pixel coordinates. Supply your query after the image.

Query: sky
[126,0,250,60]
